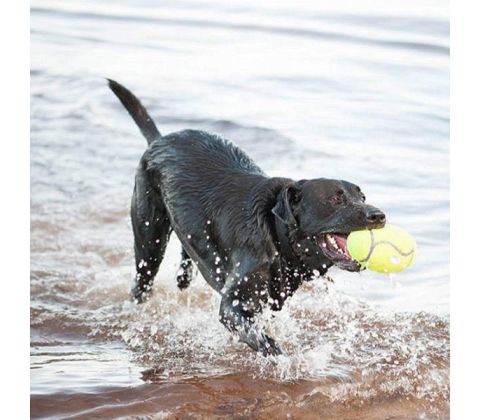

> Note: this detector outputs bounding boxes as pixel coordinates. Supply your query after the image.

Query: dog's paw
[131,280,153,304]
[176,270,193,290]
[259,334,283,357]
[176,262,194,290]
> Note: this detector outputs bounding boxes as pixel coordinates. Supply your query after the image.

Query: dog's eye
[330,190,344,206]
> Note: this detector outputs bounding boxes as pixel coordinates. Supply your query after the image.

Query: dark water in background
[31,0,449,418]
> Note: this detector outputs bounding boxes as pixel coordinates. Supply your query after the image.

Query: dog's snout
[366,207,386,228]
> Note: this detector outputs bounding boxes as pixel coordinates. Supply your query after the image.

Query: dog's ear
[272,184,302,227]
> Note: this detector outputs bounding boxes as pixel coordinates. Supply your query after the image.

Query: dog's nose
[366,208,386,228]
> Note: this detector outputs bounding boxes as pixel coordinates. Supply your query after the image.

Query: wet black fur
[108,79,386,356]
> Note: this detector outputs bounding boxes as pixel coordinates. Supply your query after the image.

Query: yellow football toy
[346,224,416,273]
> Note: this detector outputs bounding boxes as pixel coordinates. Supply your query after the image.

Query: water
[31,0,449,417]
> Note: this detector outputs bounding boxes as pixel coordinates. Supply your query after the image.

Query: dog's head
[272,178,385,272]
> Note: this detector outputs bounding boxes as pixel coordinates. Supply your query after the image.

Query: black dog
[108,80,386,356]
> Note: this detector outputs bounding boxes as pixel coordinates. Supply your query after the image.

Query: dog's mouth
[318,233,361,272]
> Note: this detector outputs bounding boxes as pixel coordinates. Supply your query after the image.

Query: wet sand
[31,374,448,419]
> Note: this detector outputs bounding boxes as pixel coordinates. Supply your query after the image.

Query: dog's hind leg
[131,161,171,303]
[176,248,194,290]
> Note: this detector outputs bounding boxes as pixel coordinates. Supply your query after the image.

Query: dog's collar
[274,216,302,265]
[274,217,331,276]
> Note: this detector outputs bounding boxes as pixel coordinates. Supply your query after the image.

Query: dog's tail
[107,79,161,144]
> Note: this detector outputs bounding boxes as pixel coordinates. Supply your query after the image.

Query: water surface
[31,0,449,418]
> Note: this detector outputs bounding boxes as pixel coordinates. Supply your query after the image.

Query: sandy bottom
[31,371,448,419]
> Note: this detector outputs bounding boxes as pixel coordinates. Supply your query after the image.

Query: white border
[451,1,480,418]
[3,0,471,417]
[0,1,30,417]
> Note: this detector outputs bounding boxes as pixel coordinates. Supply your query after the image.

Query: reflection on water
[31,0,449,417]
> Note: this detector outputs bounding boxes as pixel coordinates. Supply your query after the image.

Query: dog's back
[146,129,277,256]
[149,128,265,188]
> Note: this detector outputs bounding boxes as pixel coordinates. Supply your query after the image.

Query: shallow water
[31,0,449,418]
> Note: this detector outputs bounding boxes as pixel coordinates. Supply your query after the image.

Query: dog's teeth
[326,234,341,250]
[327,236,338,249]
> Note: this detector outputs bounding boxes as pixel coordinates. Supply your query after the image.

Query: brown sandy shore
[31,373,448,419]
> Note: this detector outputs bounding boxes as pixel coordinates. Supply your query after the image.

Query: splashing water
[32,259,448,416]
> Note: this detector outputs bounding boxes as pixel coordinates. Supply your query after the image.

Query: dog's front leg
[219,295,282,356]
[219,263,283,356]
